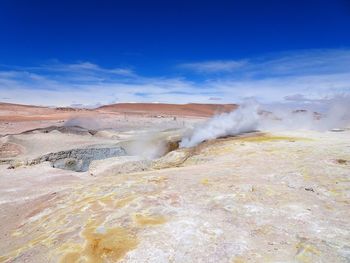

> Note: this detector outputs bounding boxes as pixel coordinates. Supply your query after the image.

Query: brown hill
[98,103,237,117]
[0,102,237,123]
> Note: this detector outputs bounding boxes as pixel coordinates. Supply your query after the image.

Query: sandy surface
[0,103,349,263]
[0,102,234,135]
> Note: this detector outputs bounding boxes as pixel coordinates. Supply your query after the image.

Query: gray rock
[30,146,127,172]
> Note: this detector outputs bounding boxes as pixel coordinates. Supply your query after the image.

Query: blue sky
[0,0,350,106]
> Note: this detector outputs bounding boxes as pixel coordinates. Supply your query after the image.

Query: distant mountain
[98,103,237,117]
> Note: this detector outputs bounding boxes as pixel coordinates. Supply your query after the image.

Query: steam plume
[180,95,350,148]
[180,100,260,147]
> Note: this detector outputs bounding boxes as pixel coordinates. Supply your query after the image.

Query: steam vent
[1,101,350,263]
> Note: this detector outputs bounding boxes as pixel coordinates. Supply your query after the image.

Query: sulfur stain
[201,178,210,185]
[133,213,167,226]
[84,226,137,262]
[238,135,310,143]
[0,256,8,262]
[302,169,312,181]
[147,176,167,184]
[29,235,50,246]
[295,242,320,263]
[60,251,81,263]
[99,194,116,207]
[328,188,342,197]
[60,221,138,263]
[115,196,135,208]
[265,187,280,197]
[198,135,309,157]
[79,196,97,204]
[88,202,103,213]
[201,145,235,156]
[11,230,22,237]
[59,243,82,260]
[232,256,245,263]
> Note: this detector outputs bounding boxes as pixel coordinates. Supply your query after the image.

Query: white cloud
[0,49,350,106]
[179,60,247,73]
[179,49,350,77]
[48,61,135,76]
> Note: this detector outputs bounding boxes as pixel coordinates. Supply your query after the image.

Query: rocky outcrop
[152,149,191,169]
[21,125,98,136]
[30,146,126,172]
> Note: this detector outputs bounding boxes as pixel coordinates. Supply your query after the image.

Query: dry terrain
[0,103,349,263]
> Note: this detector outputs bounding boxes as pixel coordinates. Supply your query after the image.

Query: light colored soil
[0,103,349,263]
[0,102,225,135]
[0,143,24,158]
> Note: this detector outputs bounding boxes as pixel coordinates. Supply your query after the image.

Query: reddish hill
[98,103,237,117]
[0,102,238,122]
[0,103,87,122]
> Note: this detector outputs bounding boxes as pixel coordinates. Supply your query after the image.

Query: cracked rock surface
[34,147,127,172]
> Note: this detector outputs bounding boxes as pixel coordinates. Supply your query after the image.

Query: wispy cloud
[179,60,247,73]
[179,49,350,77]
[0,62,208,106]
[0,49,349,106]
[46,61,135,76]
[249,49,350,77]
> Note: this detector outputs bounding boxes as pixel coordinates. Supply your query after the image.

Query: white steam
[260,95,350,131]
[123,132,168,159]
[180,95,350,148]
[180,100,260,148]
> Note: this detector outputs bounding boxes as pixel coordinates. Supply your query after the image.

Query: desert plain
[0,102,349,263]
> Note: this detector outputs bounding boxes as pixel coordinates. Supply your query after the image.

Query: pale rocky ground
[0,103,349,263]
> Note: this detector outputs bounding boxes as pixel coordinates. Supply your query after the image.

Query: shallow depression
[34,146,127,172]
